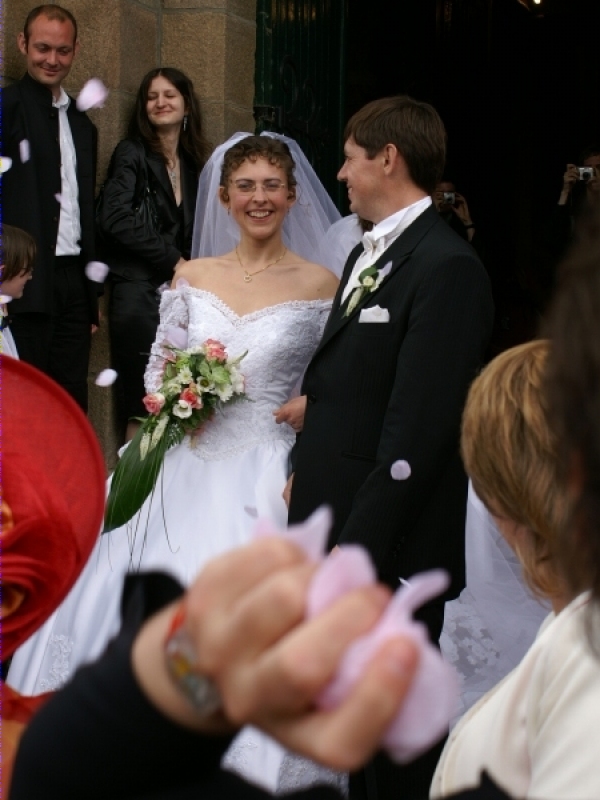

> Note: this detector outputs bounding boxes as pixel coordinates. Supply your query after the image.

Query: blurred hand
[451,193,472,227]
[182,538,419,769]
[559,164,579,204]
[273,395,307,432]
[282,473,294,508]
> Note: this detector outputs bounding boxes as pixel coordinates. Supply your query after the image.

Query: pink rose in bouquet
[180,386,203,409]
[204,339,227,361]
[143,392,166,415]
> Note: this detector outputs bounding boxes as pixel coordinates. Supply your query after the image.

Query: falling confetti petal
[76,78,109,111]
[390,460,411,481]
[85,261,109,283]
[19,140,30,163]
[0,157,13,174]
[55,193,63,205]
[95,369,117,387]
[0,295,13,304]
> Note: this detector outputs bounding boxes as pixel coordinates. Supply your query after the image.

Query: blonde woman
[432,340,600,799]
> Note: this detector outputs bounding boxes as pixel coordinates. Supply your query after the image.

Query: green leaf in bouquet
[210,365,230,384]
[103,425,170,533]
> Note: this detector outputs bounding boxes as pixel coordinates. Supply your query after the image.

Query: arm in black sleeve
[10,572,234,800]
[98,140,181,273]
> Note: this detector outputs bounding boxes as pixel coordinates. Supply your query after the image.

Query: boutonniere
[344,261,392,317]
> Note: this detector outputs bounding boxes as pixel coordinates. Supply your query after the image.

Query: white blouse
[431,593,600,799]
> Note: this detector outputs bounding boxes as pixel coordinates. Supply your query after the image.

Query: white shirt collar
[363,196,432,252]
[52,87,70,110]
[340,196,432,304]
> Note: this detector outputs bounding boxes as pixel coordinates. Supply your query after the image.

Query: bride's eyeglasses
[231,179,288,194]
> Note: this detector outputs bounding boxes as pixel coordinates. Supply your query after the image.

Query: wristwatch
[164,603,222,716]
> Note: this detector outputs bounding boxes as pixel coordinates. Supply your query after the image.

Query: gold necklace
[235,246,287,283]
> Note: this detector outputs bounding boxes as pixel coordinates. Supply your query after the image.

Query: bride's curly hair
[219,136,297,202]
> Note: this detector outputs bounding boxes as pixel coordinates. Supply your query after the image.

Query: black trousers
[108,274,161,427]
[11,256,91,411]
[349,601,447,800]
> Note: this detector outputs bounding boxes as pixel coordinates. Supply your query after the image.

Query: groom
[287,96,494,799]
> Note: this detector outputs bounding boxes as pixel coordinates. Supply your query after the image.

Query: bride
[8,133,347,793]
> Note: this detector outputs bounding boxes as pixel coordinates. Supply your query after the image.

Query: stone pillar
[161,0,257,144]
[2,0,257,468]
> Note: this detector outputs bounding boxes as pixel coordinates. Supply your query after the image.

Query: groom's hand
[273,395,307,432]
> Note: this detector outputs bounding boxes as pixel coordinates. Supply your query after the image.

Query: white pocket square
[359,305,390,323]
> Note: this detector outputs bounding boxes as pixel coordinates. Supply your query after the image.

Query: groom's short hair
[344,95,446,195]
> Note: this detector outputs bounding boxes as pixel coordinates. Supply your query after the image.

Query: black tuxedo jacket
[1,73,99,321]
[289,206,494,599]
[97,138,199,286]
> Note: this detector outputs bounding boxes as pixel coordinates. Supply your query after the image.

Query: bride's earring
[183,114,188,132]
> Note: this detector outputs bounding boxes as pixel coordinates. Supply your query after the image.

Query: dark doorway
[345,0,600,354]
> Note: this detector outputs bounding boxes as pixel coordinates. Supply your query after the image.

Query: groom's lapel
[313,207,439,358]
[320,243,363,338]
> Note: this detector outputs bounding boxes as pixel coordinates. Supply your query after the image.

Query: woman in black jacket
[98,68,210,441]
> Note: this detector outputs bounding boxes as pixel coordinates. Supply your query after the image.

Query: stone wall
[2,0,257,467]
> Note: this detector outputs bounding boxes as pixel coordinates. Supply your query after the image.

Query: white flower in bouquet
[172,400,194,419]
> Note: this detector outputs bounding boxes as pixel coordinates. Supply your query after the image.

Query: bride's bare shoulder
[172,256,231,287]
[288,254,339,297]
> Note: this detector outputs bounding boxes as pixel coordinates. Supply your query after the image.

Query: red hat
[1,357,105,659]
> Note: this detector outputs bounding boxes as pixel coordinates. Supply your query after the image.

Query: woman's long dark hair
[128,67,211,172]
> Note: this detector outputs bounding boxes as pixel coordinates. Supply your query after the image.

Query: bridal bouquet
[103,338,247,532]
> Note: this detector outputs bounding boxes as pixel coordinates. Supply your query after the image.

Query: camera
[442,191,456,205]
[578,167,594,182]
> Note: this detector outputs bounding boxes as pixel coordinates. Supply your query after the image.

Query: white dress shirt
[341,196,432,303]
[53,88,81,256]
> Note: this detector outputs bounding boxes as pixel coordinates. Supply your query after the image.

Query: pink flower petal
[283,506,332,561]
[85,261,109,283]
[250,505,331,563]
[0,295,14,304]
[317,569,457,763]
[390,460,411,480]
[55,193,63,205]
[95,368,118,387]
[19,140,30,163]
[307,546,375,618]
[0,157,13,174]
[76,78,109,111]
[164,325,188,350]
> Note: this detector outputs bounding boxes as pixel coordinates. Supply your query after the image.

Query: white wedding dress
[9,284,347,796]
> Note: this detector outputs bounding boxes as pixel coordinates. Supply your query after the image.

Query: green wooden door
[254,0,347,208]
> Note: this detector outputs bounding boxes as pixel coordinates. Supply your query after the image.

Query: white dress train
[8,285,348,795]
[440,482,549,723]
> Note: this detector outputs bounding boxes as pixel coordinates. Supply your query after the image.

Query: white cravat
[341,196,432,303]
[53,88,81,256]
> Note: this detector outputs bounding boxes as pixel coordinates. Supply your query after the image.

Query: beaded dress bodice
[145,286,330,460]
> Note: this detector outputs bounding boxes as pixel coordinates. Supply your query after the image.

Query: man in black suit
[286,96,494,799]
[2,4,98,410]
